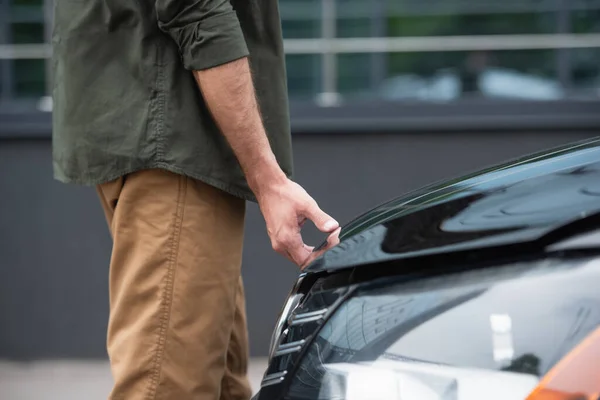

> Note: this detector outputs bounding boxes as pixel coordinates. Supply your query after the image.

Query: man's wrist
[245,153,288,198]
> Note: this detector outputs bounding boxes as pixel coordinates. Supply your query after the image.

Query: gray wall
[0,131,598,360]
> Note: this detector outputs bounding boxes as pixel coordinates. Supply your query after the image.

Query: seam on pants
[222,313,235,400]
[146,174,187,399]
[223,278,244,400]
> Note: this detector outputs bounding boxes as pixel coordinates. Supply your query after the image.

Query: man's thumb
[305,201,339,233]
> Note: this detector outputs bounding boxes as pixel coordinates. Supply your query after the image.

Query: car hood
[306,137,600,273]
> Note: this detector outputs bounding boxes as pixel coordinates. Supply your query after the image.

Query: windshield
[287,256,600,400]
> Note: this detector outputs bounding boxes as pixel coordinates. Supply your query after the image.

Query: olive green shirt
[52,0,293,201]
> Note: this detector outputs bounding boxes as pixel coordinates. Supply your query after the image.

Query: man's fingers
[284,241,311,266]
[271,228,311,267]
[325,227,342,248]
[300,227,342,270]
[302,198,339,233]
[273,224,341,268]
[304,244,315,253]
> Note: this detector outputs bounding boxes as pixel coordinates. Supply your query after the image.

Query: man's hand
[256,178,340,267]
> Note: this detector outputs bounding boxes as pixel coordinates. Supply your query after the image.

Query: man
[51,0,340,399]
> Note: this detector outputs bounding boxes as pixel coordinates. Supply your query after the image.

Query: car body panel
[307,137,600,272]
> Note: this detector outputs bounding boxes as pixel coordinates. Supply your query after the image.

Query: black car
[253,137,600,400]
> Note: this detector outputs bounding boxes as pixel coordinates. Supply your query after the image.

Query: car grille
[258,277,355,398]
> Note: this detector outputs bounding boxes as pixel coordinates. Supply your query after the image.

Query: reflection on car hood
[307,137,600,272]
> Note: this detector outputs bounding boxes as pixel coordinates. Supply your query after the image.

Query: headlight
[283,257,600,400]
[299,361,540,400]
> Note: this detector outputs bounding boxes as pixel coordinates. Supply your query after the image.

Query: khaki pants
[96,169,252,400]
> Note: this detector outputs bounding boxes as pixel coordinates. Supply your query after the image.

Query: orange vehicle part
[526,327,600,400]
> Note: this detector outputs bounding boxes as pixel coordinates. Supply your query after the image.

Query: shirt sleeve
[156,0,249,71]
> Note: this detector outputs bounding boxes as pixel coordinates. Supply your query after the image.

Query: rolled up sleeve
[156,0,249,71]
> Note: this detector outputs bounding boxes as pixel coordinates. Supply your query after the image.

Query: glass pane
[337,53,371,94]
[13,59,46,98]
[340,49,565,102]
[281,19,321,39]
[323,0,560,39]
[10,22,44,43]
[386,12,556,37]
[9,3,45,24]
[572,8,600,33]
[11,0,44,5]
[280,0,321,39]
[286,54,321,100]
[337,17,373,38]
[571,48,600,99]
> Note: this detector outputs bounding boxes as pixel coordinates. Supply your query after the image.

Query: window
[279,0,600,103]
[0,0,599,110]
[0,0,49,102]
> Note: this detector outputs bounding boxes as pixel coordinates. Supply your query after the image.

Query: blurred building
[1,0,600,131]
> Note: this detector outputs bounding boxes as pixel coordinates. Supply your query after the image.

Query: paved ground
[0,358,269,399]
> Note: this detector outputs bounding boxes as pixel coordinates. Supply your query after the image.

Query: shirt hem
[54,163,259,203]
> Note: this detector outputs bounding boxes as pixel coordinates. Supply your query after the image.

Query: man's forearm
[194,57,339,267]
[193,57,286,196]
